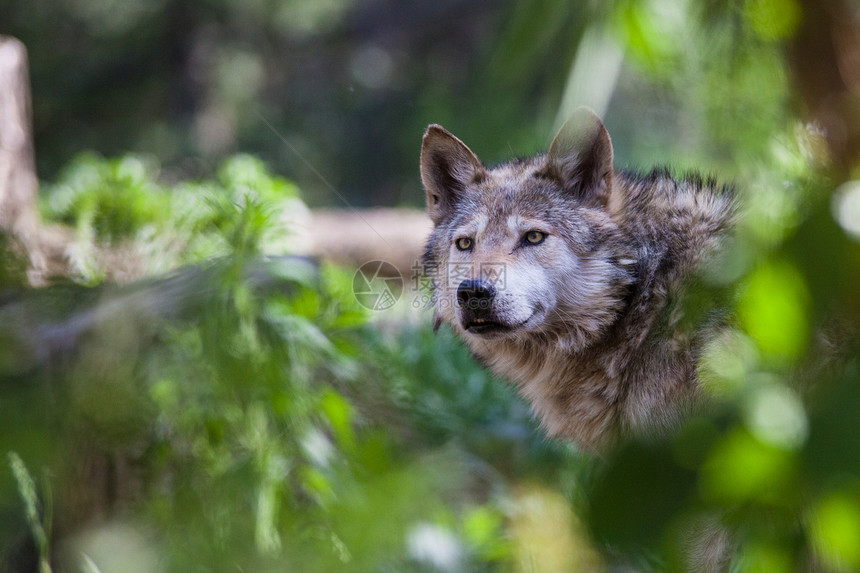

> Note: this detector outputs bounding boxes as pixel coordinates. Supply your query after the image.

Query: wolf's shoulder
[614,166,736,235]
[610,167,737,300]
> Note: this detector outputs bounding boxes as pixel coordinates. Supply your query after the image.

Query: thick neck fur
[439,169,735,452]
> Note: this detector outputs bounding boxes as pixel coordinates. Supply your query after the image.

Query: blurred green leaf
[734,541,794,573]
[738,259,810,364]
[809,485,860,571]
[320,389,355,450]
[701,429,797,506]
[463,505,512,562]
[744,0,802,41]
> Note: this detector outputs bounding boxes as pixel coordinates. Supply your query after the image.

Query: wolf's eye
[455,237,473,251]
[523,230,546,245]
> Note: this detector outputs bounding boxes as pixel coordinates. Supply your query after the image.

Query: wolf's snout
[457,279,495,310]
[458,279,508,336]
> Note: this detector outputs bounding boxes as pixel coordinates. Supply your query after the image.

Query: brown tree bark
[0,37,39,237]
[0,36,70,283]
[789,0,860,180]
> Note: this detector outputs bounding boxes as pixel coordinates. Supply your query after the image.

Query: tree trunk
[0,37,39,235]
[789,0,860,180]
[0,36,70,284]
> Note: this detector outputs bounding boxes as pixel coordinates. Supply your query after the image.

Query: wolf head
[420,108,637,353]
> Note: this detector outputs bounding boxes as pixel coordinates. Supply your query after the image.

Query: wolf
[420,108,735,452]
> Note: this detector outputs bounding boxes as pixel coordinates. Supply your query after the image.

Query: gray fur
[420,108,736,452]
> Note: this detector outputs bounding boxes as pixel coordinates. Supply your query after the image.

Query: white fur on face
[434,213,564,339]
[483,259,554,329]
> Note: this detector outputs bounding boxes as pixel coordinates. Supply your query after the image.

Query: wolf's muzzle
[458,279,509,334]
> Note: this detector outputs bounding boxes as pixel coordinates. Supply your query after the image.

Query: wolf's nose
[457,279,495,309]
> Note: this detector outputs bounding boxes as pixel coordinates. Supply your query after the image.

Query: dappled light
[1,0,860,571]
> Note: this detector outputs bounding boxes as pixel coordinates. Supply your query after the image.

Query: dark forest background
[2,0,860,571]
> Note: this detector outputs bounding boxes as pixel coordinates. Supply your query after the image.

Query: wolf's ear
[420,125,486,225]
[542,107,614,203]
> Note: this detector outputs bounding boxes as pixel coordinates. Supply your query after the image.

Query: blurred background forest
[1,0,860,571]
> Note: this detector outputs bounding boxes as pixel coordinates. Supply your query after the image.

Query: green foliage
[142,260,368,569]
[41,153,168,243]
[8,453,51,573]
[4,156,573,572]
[4,0,860,570]
[0,231,30,291]
[40,153,304,281]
